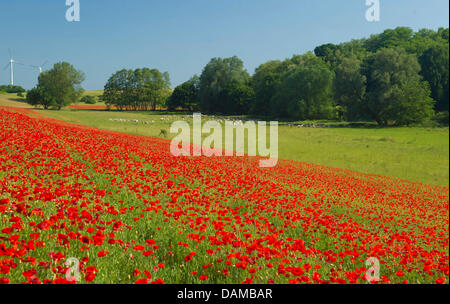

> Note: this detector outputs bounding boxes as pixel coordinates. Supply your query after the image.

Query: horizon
[1,0,449,90]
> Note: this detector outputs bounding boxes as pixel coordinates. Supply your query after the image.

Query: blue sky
[0,0,448,90]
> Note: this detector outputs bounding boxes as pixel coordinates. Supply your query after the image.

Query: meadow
[28,112,450,187]
[1,92,448,186]
[0,105,448,284]
[82,90,104,97]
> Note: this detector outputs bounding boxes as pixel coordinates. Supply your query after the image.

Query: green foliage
[81,95,97,104]
[419,44,449,112]
[0,85,26,93]
[333,56,367,121]
[26,87,43,107]
[166,76,200,111]
[432,111,449,126]
[219,82,255,115]
[199,56,251,113]
[314,43,340,66]
[312,27,448,126]
[25,62,85,110]
[271,53,334,120]
[103,68,171,111]
[363,48,434,126]
[362,26,449,58]
[314,40,368,67]
[364,27,414,53]
[251,60,284,115]
[20,26,448,127]
[252,53,338,118]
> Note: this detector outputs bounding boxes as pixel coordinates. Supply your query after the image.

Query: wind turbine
[2,49,27,86]
[29,60,48,74]
[2,49,15,85]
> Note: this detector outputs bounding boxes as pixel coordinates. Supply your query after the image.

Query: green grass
[0,92,28,107]
[1,95,448,186]
[83,89,104,97]
[278,126,448,186]
[28,106,449,187]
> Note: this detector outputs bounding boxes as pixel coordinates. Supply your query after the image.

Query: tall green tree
[419,45,449,112]
[199,56,251,113]
[219,82,255,115]
[251,60,284,115]
[333,56,367,120]
[363,48,434,126]
[271,53,334,120]
[167,75,200,111]
[103,68,170,110]
[103,69,132,110]
[26,62,85,110]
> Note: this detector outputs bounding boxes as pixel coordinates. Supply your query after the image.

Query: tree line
[170,27,448,126]
[26,27,449,126]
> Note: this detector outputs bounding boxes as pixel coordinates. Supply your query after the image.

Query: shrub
[81,95,97,104]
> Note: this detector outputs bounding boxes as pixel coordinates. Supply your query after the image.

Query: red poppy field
[0,108,448,284]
